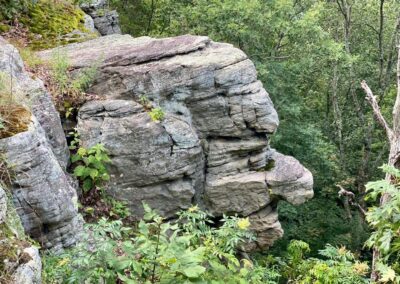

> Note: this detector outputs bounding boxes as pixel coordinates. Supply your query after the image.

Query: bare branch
[336,185,367,217]
[361,80,393,141]
[393,46,400,135]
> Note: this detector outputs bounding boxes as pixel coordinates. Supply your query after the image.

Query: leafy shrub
[149,107,165,122]
[42,204,280,283]
[0,0,28,21]
[71,143,111,192]
[279,240,369,284]
[365,164,400,282]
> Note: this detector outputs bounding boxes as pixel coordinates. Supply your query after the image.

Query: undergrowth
[0,71,31,139]
[46,51,98,118]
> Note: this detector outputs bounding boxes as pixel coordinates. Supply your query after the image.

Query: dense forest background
[108,0,400,256]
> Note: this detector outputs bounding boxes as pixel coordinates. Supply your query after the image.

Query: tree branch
[393,46,400,135]
[361,80,393,141]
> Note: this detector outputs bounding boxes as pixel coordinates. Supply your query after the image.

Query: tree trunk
[361,44,400,282]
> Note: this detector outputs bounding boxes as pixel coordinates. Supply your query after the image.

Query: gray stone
[0,186,6,224]
[38,35,313,250]
[204,172,270,216]
[243,206,283,252]
[0,117,81,250]
[92,10,122,36]
[266,150,314,205]
[80,0,107,15]
[0,37,69,169]
[83,13,97,33]
[77,100,203,218]
[12,246,42,284]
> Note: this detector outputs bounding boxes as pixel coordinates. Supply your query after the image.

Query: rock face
[0,117,81,250]
[0,37,81,250]
[0,37,69,169]
[11,247,42,284]
[80,0,122,35]
[38,34,314,250]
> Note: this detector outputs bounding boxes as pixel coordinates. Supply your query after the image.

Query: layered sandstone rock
[0,37,81,250]
[39,34,314,250]
[0,117,81,250]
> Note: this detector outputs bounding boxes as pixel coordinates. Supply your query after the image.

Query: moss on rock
[20,0,93,50]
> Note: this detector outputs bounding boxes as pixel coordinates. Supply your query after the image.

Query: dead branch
[337,185,367,216]
[361,80,393,141]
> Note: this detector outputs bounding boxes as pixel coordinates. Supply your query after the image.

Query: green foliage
[105,197,131,219]
[42,204,280,283]
[278,240,369,284]
[49,51,97,116]
[71,144,111,193]
[364,165,400,281]
[20,0,89,50]
[149,107,165,122]
[139,95,152,110]
[272,199,369,257]
[0,0,28,21]
[18,46,43,69]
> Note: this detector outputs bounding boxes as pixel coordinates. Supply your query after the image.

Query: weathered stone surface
[80,0,121,35]
[243,206,283,252]
[0,37,69,169]
[12,246,42,284]
[266,150,314,205]
[0,186,6,224]
[1,186,42,283]
[77,100,203,218]
[80,0,107,15]
[92,10,122,36]
[83,13,97,33]
[205,172,269,216]
[39,34,313,250]
[0,117,81,250]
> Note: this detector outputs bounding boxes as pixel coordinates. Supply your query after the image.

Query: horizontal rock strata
[39,34,314,250]
[0,37,81,250]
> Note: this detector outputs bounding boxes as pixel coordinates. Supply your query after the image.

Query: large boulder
[38,34,314,250]
[11,247,42,284]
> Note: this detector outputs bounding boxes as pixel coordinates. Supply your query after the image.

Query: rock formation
[80,0,122,36]
[38,34,314,250]
[0,37,81,251]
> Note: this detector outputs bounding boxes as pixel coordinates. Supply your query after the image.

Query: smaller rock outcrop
[0,37,69,169]
[81,0,122,35]
[0,37,82,250]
